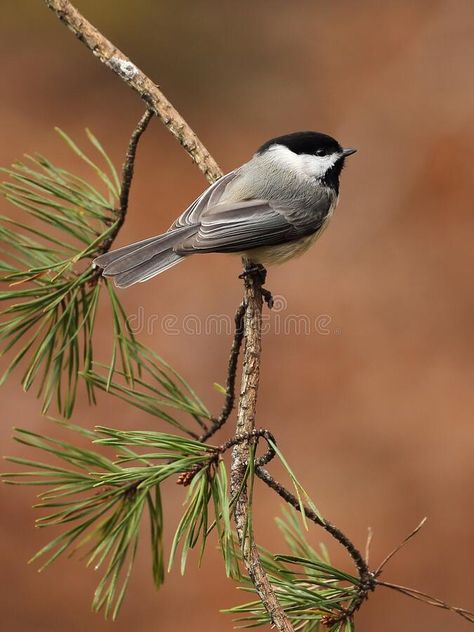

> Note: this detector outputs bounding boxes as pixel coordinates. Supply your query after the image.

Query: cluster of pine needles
[0,129,139,416]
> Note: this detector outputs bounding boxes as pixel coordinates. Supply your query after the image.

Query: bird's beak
[342,148,357,157]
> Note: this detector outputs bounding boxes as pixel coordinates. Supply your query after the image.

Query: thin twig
[231,264,294,632]
[375,517,428,575]
[364,527,374,566]
[118,110,154,231]
[43,0,223,183]
[377,580,474,624]
[200,301,246,442]
[97,108,154,257]
[218,429,276,467]
[255,467,374,588]
[256,466,375,624]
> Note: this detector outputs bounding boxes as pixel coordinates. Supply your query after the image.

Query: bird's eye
[315,149,327,157]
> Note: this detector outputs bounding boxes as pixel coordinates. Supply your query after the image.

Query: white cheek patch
[298,153,340,179]
[266,145,340,180]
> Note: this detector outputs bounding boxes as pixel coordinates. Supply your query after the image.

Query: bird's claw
[261,288,274,309]
[239,264,273,308]
[239,263,267,285]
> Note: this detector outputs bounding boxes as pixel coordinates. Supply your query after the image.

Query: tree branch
[230,265,294,632]
[96,108,154,257]
[43,0,223,183]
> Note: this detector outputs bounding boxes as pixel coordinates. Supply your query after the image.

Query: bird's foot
[239,263,267,285]
[239,264,273,308]
[261,287,274,309]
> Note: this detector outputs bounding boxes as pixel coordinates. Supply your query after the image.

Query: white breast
[240,207,335,266]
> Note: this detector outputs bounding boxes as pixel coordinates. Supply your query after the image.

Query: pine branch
[6,419,473,628]
[231,264,294,631]
[0,103,161,417]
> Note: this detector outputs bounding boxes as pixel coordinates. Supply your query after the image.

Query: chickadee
[94,131,356,288]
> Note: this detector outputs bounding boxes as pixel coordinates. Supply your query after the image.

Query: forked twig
[375,516,428,575]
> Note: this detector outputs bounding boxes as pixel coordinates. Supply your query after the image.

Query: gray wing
[169,170,239,229]
[175,197,330,254]
[93,171,239,288]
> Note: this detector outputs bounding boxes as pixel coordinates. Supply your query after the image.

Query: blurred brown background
[1,1,473,630]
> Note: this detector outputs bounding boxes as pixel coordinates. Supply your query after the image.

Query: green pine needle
[82,340,211,437]
[224,507,361,630]
[2,423,241,619]
[0,130,138,417]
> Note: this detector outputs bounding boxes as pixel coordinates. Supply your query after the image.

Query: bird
[93,131,356,288]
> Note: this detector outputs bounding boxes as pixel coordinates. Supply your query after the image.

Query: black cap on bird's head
[257,131,356,159]
[257,131,356,192]
[258,131,336,155]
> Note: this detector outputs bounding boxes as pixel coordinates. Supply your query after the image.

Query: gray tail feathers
[93,227,196,288]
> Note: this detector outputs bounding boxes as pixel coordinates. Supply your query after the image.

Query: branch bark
[44,1,290,627]
[230,267,294,632]
[44,0,223,183]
